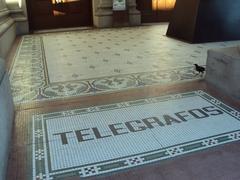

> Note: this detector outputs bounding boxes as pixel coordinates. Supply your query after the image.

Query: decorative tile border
[10,25,240,105]
[9,34,201,105]
[30,90,240,179]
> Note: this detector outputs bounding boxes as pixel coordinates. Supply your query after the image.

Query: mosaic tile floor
[26,90,240,179]
[10,24,240,105]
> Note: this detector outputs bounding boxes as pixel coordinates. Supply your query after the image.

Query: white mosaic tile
[10,25,240,105]
[31,91,240,179]
[42,25,235,83]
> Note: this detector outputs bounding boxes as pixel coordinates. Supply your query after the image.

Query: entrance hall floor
[6,24,240,180]
[9,24,240,108]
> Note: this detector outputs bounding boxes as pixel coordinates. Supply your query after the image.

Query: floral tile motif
[9,25,240,105]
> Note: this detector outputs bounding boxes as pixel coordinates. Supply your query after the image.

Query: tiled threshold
[7,81,240,180]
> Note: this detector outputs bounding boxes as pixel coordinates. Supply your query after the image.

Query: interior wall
[0,2,15,180]
[0,20,16,58]
[0,0,16,58]
[0,0,28,58]
[0,0,6,8]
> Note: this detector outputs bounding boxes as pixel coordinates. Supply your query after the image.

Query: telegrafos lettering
[53,106,223,145]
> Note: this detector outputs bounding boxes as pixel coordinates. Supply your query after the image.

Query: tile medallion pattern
[29,90,240,179]
[10,25,240,104]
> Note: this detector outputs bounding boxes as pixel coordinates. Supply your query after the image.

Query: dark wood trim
[26,0,93,31]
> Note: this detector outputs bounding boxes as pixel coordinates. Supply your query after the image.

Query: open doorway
[27,0,93,30]
[137,0,176,23]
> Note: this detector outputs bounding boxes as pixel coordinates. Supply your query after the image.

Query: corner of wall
[0,1,29,58]
[92,0,113,28]
[0,8,16,58]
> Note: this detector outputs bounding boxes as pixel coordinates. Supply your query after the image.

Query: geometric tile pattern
[9,25,240,105]
[30,90,240,179]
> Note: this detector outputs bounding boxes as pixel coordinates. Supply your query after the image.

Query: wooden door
[136,0,174,23]
[27,0,93,30]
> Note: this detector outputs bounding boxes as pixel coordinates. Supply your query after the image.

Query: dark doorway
[136,0,175,23]
[27,0,93,30]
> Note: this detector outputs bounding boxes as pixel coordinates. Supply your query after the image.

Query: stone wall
[0,58,14,180]
[0,0,28,58]
[92,0,141,28]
